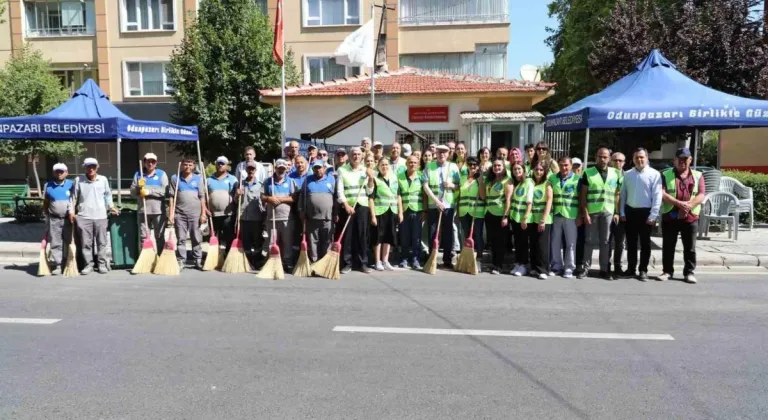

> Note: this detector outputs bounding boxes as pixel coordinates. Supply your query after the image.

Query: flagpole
[370,1,375,142]
[281,8,286,144]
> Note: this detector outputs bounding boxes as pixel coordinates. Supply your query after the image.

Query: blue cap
[676,148,692,158]
[312,160,324,168]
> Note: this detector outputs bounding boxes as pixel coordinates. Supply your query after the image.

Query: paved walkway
[1,218,766,268]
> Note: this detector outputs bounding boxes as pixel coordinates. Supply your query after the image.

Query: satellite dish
[520,64,541,82]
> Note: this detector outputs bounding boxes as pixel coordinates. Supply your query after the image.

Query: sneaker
[538,273,548,280]
[412,260,422,270]
[638,272,648,282]
[476,261,483,273]
[563,269,573,279]
[518,265,529,276]
[622,270,637,278]
[383,261,394,271]
[530,270,540,277]
[361,266,372,274]
[548,271,557,277]
[491,268,500,275]
[399,261,410,269]
[509,264,519,275]
[194,260,203,270]
[178,261,185,271]
[657,273,671,282]
[609,272,618,281]
[599,271,610,280]
[576,269,587,279]
[684,274,697,284]
[80,265,92,275]
[444,262,455,270]
[97,266,109,274]
[375,262,384,271]
[49,265,60,275]
[340,266,352,275]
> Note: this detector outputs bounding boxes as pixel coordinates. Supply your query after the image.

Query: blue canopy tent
[0,79,199,205]
[544,49,768,167]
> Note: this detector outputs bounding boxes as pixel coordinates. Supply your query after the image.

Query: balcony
[399,0,508,26]
[24,0,96,37]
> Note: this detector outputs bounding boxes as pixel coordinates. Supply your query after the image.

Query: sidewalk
[1,217,766,268]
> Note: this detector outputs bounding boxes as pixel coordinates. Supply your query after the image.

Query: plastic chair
[719,176,755,230]
[699,192,739,241]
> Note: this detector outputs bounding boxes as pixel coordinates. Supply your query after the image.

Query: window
[124,62,173,97]
[399,0,508,25]
[24,0,96,37]
[254,0,267,14]
[52,68,97,93]
[303,0,360,27]
[306,56,361,83]
[397,130,458,145]
[400,43,507,78]
[121,0,175,32]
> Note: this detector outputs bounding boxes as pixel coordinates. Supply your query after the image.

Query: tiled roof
[460,111,545,121]
[260,67,555,97]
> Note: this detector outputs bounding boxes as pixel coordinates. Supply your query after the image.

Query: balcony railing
[399,0,508,25]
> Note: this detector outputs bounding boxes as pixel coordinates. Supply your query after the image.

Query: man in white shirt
[619,148,662,281]
[235,146,266,183]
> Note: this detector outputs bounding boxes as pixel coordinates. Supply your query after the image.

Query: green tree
[167,0,301,162]
[0,45,83,194]
[698,131,719,167]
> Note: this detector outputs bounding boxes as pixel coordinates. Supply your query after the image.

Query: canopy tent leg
[117,137,122,207]
[195,140,204,175]
[693,129,699,168]
[583,128,590,169]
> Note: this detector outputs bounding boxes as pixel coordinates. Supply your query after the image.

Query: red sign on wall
[409,106,449,123]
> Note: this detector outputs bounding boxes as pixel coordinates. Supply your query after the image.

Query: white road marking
[0,318,61,325]
[333,326,674,340]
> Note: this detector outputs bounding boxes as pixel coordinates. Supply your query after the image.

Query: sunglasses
[536,147,548,151]
[216,162,227,165]
[319,153,327,157]
[613,159,625,163]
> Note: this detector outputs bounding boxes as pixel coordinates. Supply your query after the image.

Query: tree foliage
[0,45,83,192]
[167,0,301,162]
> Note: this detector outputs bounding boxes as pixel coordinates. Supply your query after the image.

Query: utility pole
[370,0,395,142]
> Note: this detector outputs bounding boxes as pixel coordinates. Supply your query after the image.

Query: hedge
[722,170,768,222]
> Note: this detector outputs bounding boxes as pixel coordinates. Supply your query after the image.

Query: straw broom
[456,217,478,275]
[37,232,51,277]
[221,190,250,273]
[292,221,311,277]
[153,162,181,276]
[62,220,79,277]
[423,191,446,275]
[132,160,157,274]
[257,208,285,280]
[200,161,221,271]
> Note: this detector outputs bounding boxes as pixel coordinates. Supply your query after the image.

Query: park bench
[0,184,29,217]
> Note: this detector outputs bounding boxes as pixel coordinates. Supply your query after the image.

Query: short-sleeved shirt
[207,173,238,216]
[299,174,336,220]
[263,176,297,221]
[241,177,264,221]
[44,179,74,218]
[171,173,204,216]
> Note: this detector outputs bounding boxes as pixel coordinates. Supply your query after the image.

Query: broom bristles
[257,254,285,280]
[457,247,478,275]
[153,249,180,276]
[221,239,250,273]
[131,239,157,274]
[423,238,439,275]
[293,250,312,277]
[202,234,220,271]
[313,248,340,280]
[38,249,51,277]
[62,243,79,277]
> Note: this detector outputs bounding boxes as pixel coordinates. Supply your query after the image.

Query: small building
[720,128,768,173]
[259,67,555,154]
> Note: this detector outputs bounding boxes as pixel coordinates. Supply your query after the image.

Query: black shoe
[340,266,352,275]
[361,266,372,274]
[638,272,648,282]
[444,262,455,270]
[576,269,587,279]
[622,270,637,278]
[610,271,620,281]
[599,270,609,280]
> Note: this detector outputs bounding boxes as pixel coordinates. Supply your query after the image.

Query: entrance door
[490,124,522,155]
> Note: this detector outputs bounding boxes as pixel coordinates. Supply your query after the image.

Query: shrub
[722,170,768,222]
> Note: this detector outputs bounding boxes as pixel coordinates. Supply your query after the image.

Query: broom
[200,162,221,271]
[256,187,285,280]
[132,161,157,274]
[456,217,478,275]
[423,191,446,275]
[293,221,311,277]
[221,189,250,273]
[153,162,181,276]
[37,232,51,277]
[312,180,367,280]
[62,221,79,277]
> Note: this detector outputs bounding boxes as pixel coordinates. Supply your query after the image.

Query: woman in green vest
[398,155,425,269]
[457,157,486,271]
[369,157,403,271]
[526,162,554,280]
[477,147,492,175]
[484,158,513,275]
[509,162,534,277]
[530,141,560,175]
[454,142,469,182]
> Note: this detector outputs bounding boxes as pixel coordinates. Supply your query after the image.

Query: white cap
[52,163,68,172]
[83,157,98,167]
[143,153,158,161]
[402,144,412,157]
[275,159,289,168]
[361,137,371,143]
[436,145,450,152]
[308,144,317,150]
[373,141,383,147]
[216,156,229,164]
[571,157,583,166]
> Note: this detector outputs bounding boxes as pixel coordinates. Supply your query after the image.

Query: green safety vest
[373,174,399,216]
[390,157,406,175]
[662,169,702,215]
[458,178,486,218]
[485,177,510,217]
[459,164,469,185]
[339,165,369,207]
[398,171,424,212]
[425,161,460,208]
[548,172,580,219]
[584,166,619,215]
[530,182,553,224]
[509,178,533,223]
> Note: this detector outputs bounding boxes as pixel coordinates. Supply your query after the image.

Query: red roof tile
[259,67,555,97]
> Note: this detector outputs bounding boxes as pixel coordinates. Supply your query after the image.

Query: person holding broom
[456,157,486,272]
[206,156,238,254]
[370,157,403,271]
[337,147,375,274]
[238,160,266,269]
[298,160,336,263]
[262,159,298,271]
[397,155,426,270]
[42,163,75,274]
[422,144,461,270]
[73,158,118,275]
[169,158,208,271]
[130,153,169,254]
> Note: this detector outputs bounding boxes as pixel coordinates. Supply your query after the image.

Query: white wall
[283,97,480,146]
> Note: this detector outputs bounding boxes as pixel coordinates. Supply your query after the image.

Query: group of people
[41,138,704,284]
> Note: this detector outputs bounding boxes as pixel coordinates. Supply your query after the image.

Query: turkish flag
[273,0,283,66]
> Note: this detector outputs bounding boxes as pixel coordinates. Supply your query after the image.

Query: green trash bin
[109,209,138,269]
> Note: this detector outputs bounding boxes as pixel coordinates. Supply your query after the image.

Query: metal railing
[399,0,508,25]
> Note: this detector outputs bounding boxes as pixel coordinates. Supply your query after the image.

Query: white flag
[334,19,375,68]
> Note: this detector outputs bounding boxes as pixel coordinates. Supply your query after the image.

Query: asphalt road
[1,265,767,420]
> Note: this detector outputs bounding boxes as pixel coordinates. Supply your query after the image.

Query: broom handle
[170,162,181,224]
[335,169,369,243]
[234,193,243,240]
[137,160,151,236]
[199,161,216,235]
[433,189,446,242]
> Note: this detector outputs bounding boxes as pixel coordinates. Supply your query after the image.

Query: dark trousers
[528,224,550,274]
[625,206,653,273]
[662,219,698,276]
[212,215,235,253]
[512,221,528,265]
[610,220,626,274]
[460,214,484,254]
[485,214,506,268]
[575,223,585,271]
[399,209,422,264]
[240,219,264,266]
[339,204,370,270]
[428,208,455,265]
